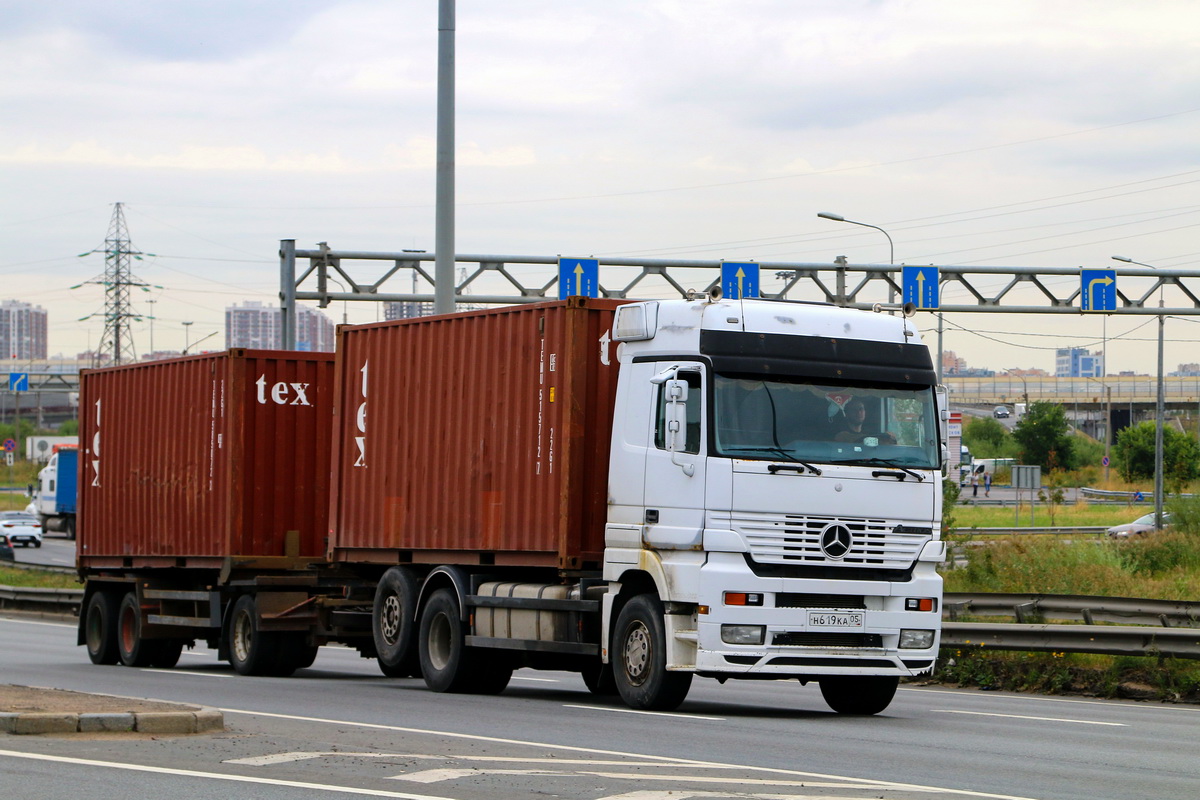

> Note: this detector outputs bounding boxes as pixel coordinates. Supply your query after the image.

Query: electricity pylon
[76,203,151,366]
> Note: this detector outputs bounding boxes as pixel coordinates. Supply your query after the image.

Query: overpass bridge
[945,375,1200,407]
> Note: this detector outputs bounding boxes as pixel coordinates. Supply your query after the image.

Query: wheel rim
[119,601,136,655]
[381,594,401,644]
[233,609,253,664]
[86,602,104,653]
[428,611,452,671]
[622,620,651,686]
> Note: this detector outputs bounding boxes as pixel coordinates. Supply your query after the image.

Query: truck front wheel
[229,594,281,676]
[373,567,420,678]
[613,594,692,711]
[84,590,120,665]
[818,675,899,715]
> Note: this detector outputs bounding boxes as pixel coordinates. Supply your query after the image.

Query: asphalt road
[1,615,1197,800]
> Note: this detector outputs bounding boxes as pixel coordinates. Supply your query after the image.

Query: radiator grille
[733,513,932,569]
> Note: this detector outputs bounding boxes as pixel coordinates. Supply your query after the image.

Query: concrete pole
[434,0,456,315]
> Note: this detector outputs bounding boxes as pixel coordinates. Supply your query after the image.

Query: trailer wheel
[149,640,184,669]
[117,591,157,667]
[84,590,121,665]
[613,594,692,711]
[65,517,75,541]
[273,632,318,676]
[229,594,281,676]
[373,567,420,678]
[818,675,899,715]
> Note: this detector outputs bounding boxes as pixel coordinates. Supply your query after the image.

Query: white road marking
[563,703,726,721]
[0,618,73,629]
[0,749,454,799]
[143,669,235,679]
[219,706,1042,800]
[934,709,1126,726]
[393,768,552,783]
[510,675,561,683]
[903,686,1200,714]
[594,793,879,800]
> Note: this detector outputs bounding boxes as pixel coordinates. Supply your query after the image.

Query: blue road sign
[721,262,760,299]
[2,438,15,452]
[8,372,29,392]
[902,266,939,309]
[1081,269,1116,312]
[558,258,599,299]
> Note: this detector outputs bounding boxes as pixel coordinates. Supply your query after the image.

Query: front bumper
[690,551,943,677]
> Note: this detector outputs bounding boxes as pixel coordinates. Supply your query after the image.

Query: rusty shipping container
[78,350,335,568]
[329,298,626,570]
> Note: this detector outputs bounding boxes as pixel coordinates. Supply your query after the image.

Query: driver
[833,397,896,444]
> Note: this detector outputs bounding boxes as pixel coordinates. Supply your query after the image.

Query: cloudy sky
[3,0,1198,374]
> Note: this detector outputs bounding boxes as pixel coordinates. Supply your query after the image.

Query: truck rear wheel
[65,517,75,541]
[84,590,120,665]
[117,591,157,667]
[373,567,420,678]
[613,594,692,711]
[275,632,318,675]
[818,675,899,715]
[419,588,511,693]
[229,594,282,676]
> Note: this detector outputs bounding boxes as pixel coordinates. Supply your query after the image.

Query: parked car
[993,405,1011,418]
[0,533,13,561]
[1107,511,1172,539]
[0,514,43,548]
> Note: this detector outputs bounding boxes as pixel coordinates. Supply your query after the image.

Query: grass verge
[0,565,79,589]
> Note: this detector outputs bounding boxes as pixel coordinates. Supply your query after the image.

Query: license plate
[808,611,865,630]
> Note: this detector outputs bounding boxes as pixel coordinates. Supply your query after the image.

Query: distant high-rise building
[384,301,434,321]
[225,301,334,352]
[1,300,48,359]
[1055,347,1104,378]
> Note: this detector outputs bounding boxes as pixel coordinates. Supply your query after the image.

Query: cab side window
[654,371,701,454]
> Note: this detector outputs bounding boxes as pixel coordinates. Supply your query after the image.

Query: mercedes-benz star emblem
[820,524,853,559]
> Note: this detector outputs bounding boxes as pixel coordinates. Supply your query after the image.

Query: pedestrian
[970,470,979,497]
[984,471,991,497]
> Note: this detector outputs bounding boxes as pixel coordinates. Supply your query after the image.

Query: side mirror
[662,377,695,477]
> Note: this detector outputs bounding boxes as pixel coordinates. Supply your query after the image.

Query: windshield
[713,374,940,469]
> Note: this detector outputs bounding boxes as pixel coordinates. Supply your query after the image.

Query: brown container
[329,298,625,570]
[78,350,335,568]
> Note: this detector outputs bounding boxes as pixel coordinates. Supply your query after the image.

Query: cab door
[642,365,707,549]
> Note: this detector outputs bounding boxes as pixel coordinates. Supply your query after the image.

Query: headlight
[721,625,765,645]
[899,629,935,649]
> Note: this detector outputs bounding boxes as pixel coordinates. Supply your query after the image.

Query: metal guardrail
[0,585,82,615]
[941,623,1200,659]
[943,593,1200,627]
[961,527,1109,536]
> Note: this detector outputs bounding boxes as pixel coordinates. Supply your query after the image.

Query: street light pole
[1113,255,1167,531]
[817,212,896,309]
[182,321,193,355]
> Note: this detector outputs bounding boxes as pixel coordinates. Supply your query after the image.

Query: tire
[818,675,899,715]
[419,588,480,693]
[372,567,420,678]
[274,632,319,676]
[65,517,75,541]
[149,640,184,669]
[117,591,156,667]
[582,659,618,695]
[34,540,41,549]
[84,590,121,665]
[228,594,282,676]
[612,594,692,711]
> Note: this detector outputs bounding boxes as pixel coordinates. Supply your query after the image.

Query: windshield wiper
[835,457,925,482]
[730,446,823,475]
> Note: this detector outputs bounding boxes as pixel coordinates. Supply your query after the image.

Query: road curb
[0,706,223,735]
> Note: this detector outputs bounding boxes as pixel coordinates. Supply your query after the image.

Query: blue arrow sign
[721,262,760,299]
[558,258,599,299]
[902,266,939,309]
[8,372,29,392]
[1080,269,1116,312]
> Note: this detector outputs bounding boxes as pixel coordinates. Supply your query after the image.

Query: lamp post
[1112,255,1166,531]
[1085,375,1113,482]
[182,321,193,355]
[1004,368,1029,410]
[146,298,157,355]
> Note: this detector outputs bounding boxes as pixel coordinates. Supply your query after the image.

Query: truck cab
[601,297,945,711]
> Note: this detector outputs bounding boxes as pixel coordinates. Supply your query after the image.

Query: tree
[1011,401,1074,471]
[1113,421,1200,488]
[963,417,1009,456]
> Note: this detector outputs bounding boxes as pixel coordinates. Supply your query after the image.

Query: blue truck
[36,447,78,540]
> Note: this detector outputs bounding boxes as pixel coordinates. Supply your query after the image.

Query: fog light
[905,597,938,612]
[721,624,765,645]
[899,629,935,649]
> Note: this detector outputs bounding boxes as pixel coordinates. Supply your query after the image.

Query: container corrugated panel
[329,298,626,569]
[78,350,335,565]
